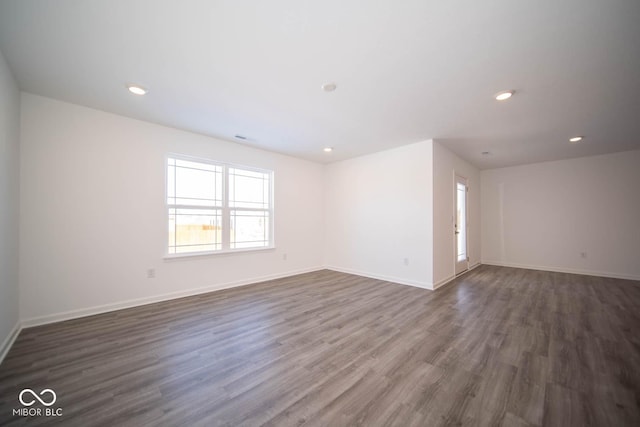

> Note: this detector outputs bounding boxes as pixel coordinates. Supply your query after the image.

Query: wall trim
[433,274,455,290]
[325,265,433,290]
[21,266,324,328]
[0,321,22,365]
[433,262,481,290]
[481,260,640,282]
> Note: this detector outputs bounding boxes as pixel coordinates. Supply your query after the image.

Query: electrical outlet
[283,253,288,261]
[147,268,156,279]
[403,258,409,266]
[580,252,587,259]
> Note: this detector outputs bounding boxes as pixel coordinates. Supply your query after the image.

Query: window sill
[163,246,276,261]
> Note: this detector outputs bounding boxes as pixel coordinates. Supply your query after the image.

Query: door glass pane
[456,182,467,262]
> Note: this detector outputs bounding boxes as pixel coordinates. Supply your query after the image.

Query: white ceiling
[1,0,639,168]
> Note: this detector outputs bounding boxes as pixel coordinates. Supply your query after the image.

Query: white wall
[19,94,325,324]
[16,91,639,331]
[324,141,433,288]
[432,140,481,287]
[0,48,20,357]
[482,150,640,280]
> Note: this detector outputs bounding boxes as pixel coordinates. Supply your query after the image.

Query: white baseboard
[325,265,433,290]
[21,266,324,328]
[433,274,455,290]
[481,260,640,281]
[0,321,22,365]
[432,262,481,290]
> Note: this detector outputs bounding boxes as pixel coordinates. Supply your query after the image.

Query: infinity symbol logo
[19,389,57,407]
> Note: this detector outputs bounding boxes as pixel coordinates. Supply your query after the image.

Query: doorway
[455,175,469,275]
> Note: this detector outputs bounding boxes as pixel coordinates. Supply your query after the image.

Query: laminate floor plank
[1,266,639,426]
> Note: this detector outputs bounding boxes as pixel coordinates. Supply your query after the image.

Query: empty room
[1,1,639,426]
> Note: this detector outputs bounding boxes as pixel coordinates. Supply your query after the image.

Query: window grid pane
[168,157,272,254]
[228,167,270,209]
[167,162,222,207]
[230,210,269,249]
[168,208,222,254]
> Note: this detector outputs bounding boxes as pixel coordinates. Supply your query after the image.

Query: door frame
[454,173,469,276]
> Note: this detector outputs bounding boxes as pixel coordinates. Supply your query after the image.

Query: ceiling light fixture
[569,136,584,143]
[495,90,514,101]
[323,147,333,152]
[322,83,337,92]
[127,84,148,95]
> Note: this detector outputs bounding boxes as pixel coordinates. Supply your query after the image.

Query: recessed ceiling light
[323,147,333,152]
[322,83,337,92]
[569,136,584,143]
[127,84,148,95]
[495,90,514,101]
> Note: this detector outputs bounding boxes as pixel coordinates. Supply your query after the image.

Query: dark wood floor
[1,266,639,426]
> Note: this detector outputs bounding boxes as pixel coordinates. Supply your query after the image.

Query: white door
[455,175,469,275]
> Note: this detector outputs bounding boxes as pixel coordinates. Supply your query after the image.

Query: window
[167,155,273,255]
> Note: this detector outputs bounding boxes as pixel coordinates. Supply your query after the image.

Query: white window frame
[165,153,274,258]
